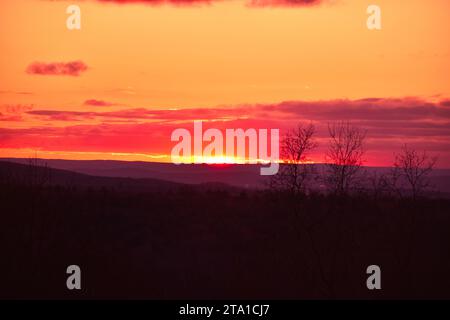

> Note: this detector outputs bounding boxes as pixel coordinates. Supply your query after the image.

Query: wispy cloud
[26,61,88,77]
[84,99,117,107]
[0,91,34,95]
[0,104,33,122]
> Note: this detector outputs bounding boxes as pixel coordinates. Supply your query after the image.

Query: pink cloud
[26,61,88,77]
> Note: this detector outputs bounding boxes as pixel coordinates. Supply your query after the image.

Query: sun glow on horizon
[0,148,331,166]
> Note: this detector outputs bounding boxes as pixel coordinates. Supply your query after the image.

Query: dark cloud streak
[26,61,88,77]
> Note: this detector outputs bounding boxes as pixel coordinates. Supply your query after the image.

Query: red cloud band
[26,61,88,77]
[3,97,450,166]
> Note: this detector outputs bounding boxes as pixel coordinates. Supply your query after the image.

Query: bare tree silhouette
[325,122,366,196]
[269,123,317,195]
[390,144,438,199]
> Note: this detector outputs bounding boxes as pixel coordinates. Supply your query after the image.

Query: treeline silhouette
[1,158,450,299]
[271,122,440,199]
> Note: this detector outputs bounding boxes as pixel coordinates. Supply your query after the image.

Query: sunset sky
[1,0,449,167]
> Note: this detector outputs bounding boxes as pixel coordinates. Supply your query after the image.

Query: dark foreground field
[1,161,450,299]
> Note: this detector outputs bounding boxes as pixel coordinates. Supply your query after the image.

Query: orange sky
[0,0,449,166]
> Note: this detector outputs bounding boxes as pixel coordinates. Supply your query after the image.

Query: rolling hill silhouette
[1,158,450,194]
[0,160,236,193]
